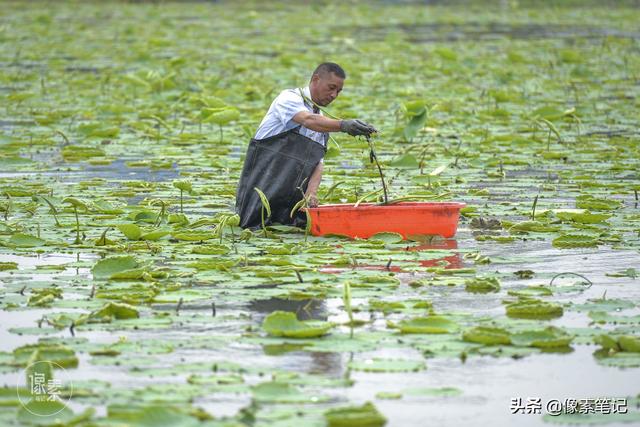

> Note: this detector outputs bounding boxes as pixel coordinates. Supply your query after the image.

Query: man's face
[310,72,344,106]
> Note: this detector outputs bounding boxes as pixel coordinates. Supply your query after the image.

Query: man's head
[309,62,345,107]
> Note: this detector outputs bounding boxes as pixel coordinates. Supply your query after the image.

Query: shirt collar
[301,86,313,108]
[301,86,321,113]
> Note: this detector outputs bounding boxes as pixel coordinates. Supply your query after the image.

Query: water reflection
[249,297,326,321]
[320,239,464,273]
[0,158,180,183]
[84,159,180,182]
[405,239,464,269]
[248,297,343,376]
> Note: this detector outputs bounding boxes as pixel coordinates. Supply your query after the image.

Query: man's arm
[293,111,378,136]
[304,161,324,207]
[292,111,341,133]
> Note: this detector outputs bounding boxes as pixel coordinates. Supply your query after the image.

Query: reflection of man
[235,63,377,229]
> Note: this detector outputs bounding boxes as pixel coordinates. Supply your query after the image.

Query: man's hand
[306,193,319,208]
[340,119,377,137]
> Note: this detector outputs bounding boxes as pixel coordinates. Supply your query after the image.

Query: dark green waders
[235,127,326,229]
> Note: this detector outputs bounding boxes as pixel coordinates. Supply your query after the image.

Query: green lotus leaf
[369,299,405,314]
[262,311,334,338]
[61,145,106,161]
[510,327,574,348]
[552,234,599,249]
[172,179,192,192]
[109,268,147,280]
[348,358,426,372]
[555,211,611,224]
[63,197,88,210]
[369,232,404,244]
[531,105,566,121]
[464,277,500,293]
[595,334,620,351]
[117,223,142,240]
[508,221,561,233]
[13,343,78,368]
[27,288,62,307]
[576,195,622,211]
[589,311,640,324]
[77,123,120,138]
[507,286,553,298]
[393,316,460,334]
[8,233,46,247]
[172,231,216,241]
[0,262,18,271]
[88,302,139,321]
[388,153,419,168]
[140,228,171,241]
[91,199,124,214]
[191,244,230,255]
[618,336,640,353]
[404,108,427,141]
[506,299,564,319]
[570,298,635,312]
[252,380,330,404]
[204,108,240,125]
[462,326,512,345]
[106,404,202,427]
[606,268,638,279]
[17,401,94,426]
[325,402,387,427]
[91,256,140,279]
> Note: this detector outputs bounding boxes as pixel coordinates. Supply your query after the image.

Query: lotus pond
[1,1,640,426]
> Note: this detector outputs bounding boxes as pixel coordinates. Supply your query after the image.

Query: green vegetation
[1,0,639,425]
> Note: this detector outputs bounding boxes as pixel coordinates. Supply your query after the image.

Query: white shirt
[254,86,328,147]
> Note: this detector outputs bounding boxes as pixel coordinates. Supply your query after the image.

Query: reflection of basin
[320,239,463,272]
[307,202,465,239]
[405,239,463,269]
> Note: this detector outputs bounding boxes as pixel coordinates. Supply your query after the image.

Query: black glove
[340,119,377,137]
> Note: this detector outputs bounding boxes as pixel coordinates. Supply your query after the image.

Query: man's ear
[310,73,320,84]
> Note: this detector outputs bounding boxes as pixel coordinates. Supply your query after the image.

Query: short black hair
[312,62,346,79]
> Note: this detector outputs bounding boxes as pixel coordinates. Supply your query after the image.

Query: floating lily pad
[262,311,334,338]
[506,300,564,319]
[117,223,142,240]
[507,286,553,298]
[463,326,511,345]
[348,358,426,372]
[588,311,640,325]
[325,402,387,427]
[91,256,140,280]
[552,234,599,249]
[106,404,203,427]
[0,262,18,271]
[392,316,460,334]
[369,232,404,244]
[17,401,93,425]
[13,343,78,368]
[252,381,329,404]
[555,211,611,224]
[88,302,139,322]
[465,277,500,293]
[510,327,574,348]
[7,233,46,248]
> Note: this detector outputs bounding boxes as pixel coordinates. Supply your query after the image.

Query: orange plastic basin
[307,202,466,239]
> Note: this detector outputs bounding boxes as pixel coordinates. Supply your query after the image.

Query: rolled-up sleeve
[275,91,308,127]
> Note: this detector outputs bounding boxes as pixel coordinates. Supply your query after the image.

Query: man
[235,63,377,229]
